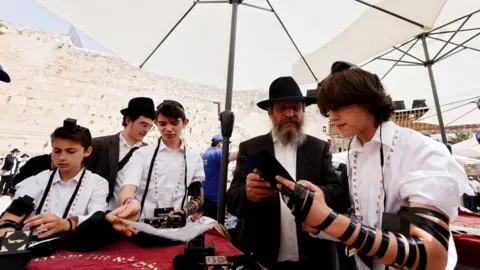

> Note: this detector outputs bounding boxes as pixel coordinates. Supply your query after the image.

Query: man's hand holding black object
[246,169,278,202]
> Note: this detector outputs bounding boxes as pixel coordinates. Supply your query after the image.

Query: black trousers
[203,198,218,220]
[0,175,13,195]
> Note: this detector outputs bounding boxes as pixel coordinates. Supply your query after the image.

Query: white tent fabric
[293,0,480,104]
[452,137,480,158]
[36,0,382,91]
[293,0,448,85]
[417,95,480,126]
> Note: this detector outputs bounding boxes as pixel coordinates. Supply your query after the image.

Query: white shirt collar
[350,121,397,152]
[119,132,143,148]
[52,168,85,184]
[159,138,186,153]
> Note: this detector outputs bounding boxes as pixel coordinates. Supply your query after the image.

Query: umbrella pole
[420,34,448,144]
[217,0,239,225]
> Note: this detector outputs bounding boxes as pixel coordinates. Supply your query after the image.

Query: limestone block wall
[0,22,329,155]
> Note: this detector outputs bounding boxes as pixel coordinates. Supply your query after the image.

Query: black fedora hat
[120,97,155,119]
[257,76,316,110]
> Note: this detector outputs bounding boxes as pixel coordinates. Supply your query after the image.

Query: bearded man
[226,76,349,270]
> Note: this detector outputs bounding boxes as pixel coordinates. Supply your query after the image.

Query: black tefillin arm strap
[282,183,450,270]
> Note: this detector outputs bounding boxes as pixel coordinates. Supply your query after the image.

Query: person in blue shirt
[201,134,237,220]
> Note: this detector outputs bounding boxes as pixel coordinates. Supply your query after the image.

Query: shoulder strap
[140,138,162,216]
[117,147,140,172]
[36,169,57,215]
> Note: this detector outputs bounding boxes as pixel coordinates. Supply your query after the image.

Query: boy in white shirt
[0,119,108,239]
[107,100,205,237]
[274,61,472,270]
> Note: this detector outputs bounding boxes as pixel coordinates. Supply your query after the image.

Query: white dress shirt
[272,133,300,262]
[109,132,145,210]
[14,169,109,225]
[119,132,144,161]
[312,121,470,270]
[120,139,205,220]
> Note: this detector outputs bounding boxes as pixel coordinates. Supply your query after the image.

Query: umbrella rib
[435,31,480,63]
[427,36,480,53]
[264,0,318,82]
[377,57,422,65]
[354,0,426,29]
[434,47,466,64]
[240,2,273,12]
[392,42,424,63]
[445,107,478,126]
[382,38,422,80]
[419,101,476,121]
[428,9,480,33]
[429,28,480,36]
[432,15,472,61]
[139,3,197,68]
[360,36,419,67]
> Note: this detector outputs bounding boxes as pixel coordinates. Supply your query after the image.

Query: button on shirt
[14,169,109,225]
[272,133,300,263]
[120,140,205,220]
[109,132,145,210]
[312,121,471,270]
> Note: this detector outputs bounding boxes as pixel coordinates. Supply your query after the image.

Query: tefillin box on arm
[0,195,36,270]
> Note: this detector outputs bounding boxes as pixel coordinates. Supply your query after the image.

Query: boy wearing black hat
[85,97,156,209]
[106,100,205,237]
[226,76,348,270]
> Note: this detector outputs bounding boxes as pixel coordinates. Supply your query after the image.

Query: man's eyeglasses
[139,121,154,131]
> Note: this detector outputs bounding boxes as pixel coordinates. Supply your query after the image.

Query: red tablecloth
[453,210,480,269]
[28,230,247,270]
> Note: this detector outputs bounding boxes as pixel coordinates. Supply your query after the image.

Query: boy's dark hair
[122,112,154,127]
[316,68,395,127]
[156,100,186,121]
[51,119,92,149]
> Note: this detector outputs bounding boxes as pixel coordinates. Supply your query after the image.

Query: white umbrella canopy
[36,0,380,91]
[292,0,454,85]
[293,0,480,96]
[453,137,480,158]
[416,95,480,126]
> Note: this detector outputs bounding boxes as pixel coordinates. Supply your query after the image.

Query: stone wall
[0,22,329,155]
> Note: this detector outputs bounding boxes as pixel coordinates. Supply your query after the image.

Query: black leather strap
[117,147,140,172]
[314,211,337,231]
[361,227,377,254]
[297,190,315,222]
[400,211,449,250]
[415,238,427,270]
[339,219,358,242]
[352,224,369,249]
[393,233,406,269]
[36,168,86,218]
[404,237,417,270]
[140,138,161,215]
[404,207,449,224]
[374,230,390,259]
[400,210,450,239]
[291,184,308,216]
[0,219,22,230]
